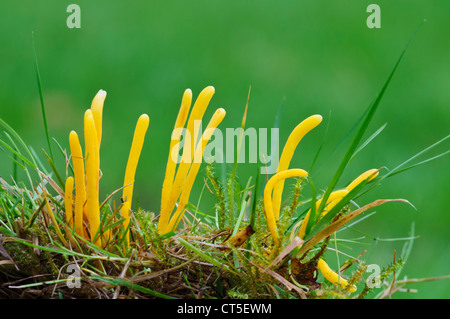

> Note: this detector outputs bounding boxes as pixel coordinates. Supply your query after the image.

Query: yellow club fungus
[84,109,101,246]
[43,192,69,248]
[64,176,74,228]
[346,168,379,192]
[185,86,215,158]
[158,87,224,234]
[121,113,150,243]
[160,89,192,223]
[161,87,216,225]
[297,189,349,239]
[163,108,226,233]
[65,90,150,249]
[90,89,107,146]
[296,169,379,239]
[272,115,322,220]
[264,169,309,244]
[317,258,357,293]
[69,130,88,239]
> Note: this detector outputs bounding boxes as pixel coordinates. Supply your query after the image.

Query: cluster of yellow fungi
[263,114,379,293]
[158,86,226,235]
[63,86,376,293]
[64,86,224,248]
[64,90,149,248]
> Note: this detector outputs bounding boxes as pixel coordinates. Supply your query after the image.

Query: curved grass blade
[32,31,53,163]
[92,275,176,299]
[317,25,422,217]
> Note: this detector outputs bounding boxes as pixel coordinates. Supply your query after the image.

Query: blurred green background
[0,0,448,298]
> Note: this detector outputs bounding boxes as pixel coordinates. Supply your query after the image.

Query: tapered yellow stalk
[69,130,88,238]
[43,193,69,248]
[84,110,101,246]
[121,114,150,243]
[160,89,192,224]
[158,87,215,233]
[345,169,379,192]
[272,115,322,220]
[297,189,349,239]
[90,89,107,146]
[297,169,379,239]
[64,176,74,228]
[264,169,309,244]
[317,258,357,293]
[161,108,226,234]
[185,86,215,158]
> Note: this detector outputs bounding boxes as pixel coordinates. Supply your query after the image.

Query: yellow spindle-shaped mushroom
[345,168,379,192]
[185,86,215,159]
[272,115,322,220]
[264,169,309,244]
[158,87,217,234]
[121,114,150,244]
[84,110,101,246]
[90,89,107,147]
[297,189,349,239]
[162,108,226,234]
[64,176,74,229]
[160,89,192,227]
[317,258,357,293]
[69,130,88,239]
[297,168,380,239]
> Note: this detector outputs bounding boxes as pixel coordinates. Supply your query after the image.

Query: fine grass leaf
[32,31,54,162]
[304,176,317,236]
[357,134,450,199]
[177,237,237,275]
[296,199,411,258]
[317,29,419,216]
[92,275,176,299]
[349,123,387,162]
[0,118,38,169]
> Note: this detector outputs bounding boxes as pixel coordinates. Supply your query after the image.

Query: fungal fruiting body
[317,258,357,293]
[69,130,88,239]
[90,89,106,146]
[64,176,74,228]
[272,115,322,220]
[158,86,225,235]
[66,89,149,248]
[264,169,309,244]
[261,113,380,294]
[262,114,321,244]
[160,89,192,224]
[121,113,150,245]
[297,169,379,240]
[296,189,349,239]
[84,109,101,246]
[164,108,226,233]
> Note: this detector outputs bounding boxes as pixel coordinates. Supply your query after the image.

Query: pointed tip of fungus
[84,109,93,117]
[204,86,215,95]
[96,89,107,98]
[312,114,323,122]
[139,113,150,125]
[215,108,226,120]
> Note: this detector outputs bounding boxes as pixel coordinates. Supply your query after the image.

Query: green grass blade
[304,176,317,236]
[307,175,372,239]
[92,275,176,299]
[317,27,419,216]
[0,118,38,168]
[350,122,387,162]
[32,31,54,163]
[358,134,449,198]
